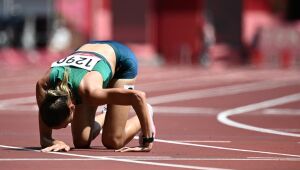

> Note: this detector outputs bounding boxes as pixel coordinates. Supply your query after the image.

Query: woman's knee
[72,128,93,148]
[73,138,91,148]
[102,134,124,149]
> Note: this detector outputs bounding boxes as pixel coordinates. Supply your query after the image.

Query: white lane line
[138,69,300,93]
[154,106,220,115]
[246,157,300,161]
[1,80,298,112]
[2,137,300,164]
[0,86,34,95]
[0,96,36,106]
[138,68,201,81]
[0,158,102,161]
[152,138,300,158]
[217,93,300,138]
[269,129,300,133]
[0,156,172,161]
[0,145,232,170]
[0,105,38,112]
[174,141,231,143]
[148,80,300,105]
[0,104,220,115]
[1,157,300,161]
[137,72,244,92]
[1,132,300,165]
[262,108,300,116]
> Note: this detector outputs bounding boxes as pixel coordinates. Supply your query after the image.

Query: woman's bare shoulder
[78,71,104,95]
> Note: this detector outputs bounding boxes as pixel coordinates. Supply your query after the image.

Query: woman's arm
[86,88,153,139]
[36,71,70,152]
[38,114,70,152]
[35,69,51,107]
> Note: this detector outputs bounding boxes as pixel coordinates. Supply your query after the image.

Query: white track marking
[0,96,36,106]
[0,86,34,95]
[0,158,105,161]
[138,68,201,81]
[0,105,37,112]
[262,108,300,116]
[151,139,300,158]
[2,137,300,164]
[138,69,300,93]
[148,80,300,105]
[137,72,246,92]
[1,69,300,167]
[217,93,300,138]
[1,80,299,112]
[153,106,220,114]
[0,145,232,170]
[0,103,220,115]
[270,129,300,133]
[0,96,36,111]
[245,157,300,161]
[1,157,299,161]
[174,141,231,143]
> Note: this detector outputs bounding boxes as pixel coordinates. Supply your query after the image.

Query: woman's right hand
[115,143,153,152]
[41,141,70,152]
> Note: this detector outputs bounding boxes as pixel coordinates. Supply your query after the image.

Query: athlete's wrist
[142,133,154,145]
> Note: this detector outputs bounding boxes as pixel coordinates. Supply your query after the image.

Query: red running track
[0,65,300,170]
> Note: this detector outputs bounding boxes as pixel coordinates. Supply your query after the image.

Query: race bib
[51,54,101,71]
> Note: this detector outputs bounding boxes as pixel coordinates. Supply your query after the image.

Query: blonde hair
[48,67,72,98]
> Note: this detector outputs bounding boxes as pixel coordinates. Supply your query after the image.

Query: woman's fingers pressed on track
[41,143,70,152]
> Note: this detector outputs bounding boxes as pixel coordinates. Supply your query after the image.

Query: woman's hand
[41,141,70,152]
[115,143,153,152]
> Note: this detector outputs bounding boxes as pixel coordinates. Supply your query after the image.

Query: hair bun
[46,90,67,100]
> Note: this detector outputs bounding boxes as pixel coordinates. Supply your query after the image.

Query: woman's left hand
[115,143,153,152]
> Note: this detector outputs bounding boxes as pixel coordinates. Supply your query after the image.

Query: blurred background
[0,0,300,70]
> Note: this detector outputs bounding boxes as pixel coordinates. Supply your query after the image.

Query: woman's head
[40,67,74,128]
[40,90,74,128]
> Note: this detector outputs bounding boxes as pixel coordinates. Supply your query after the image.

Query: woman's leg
[71,104,105,148]
[102,78,141,149]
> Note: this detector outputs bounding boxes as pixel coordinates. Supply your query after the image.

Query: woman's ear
[69,103,75,113]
